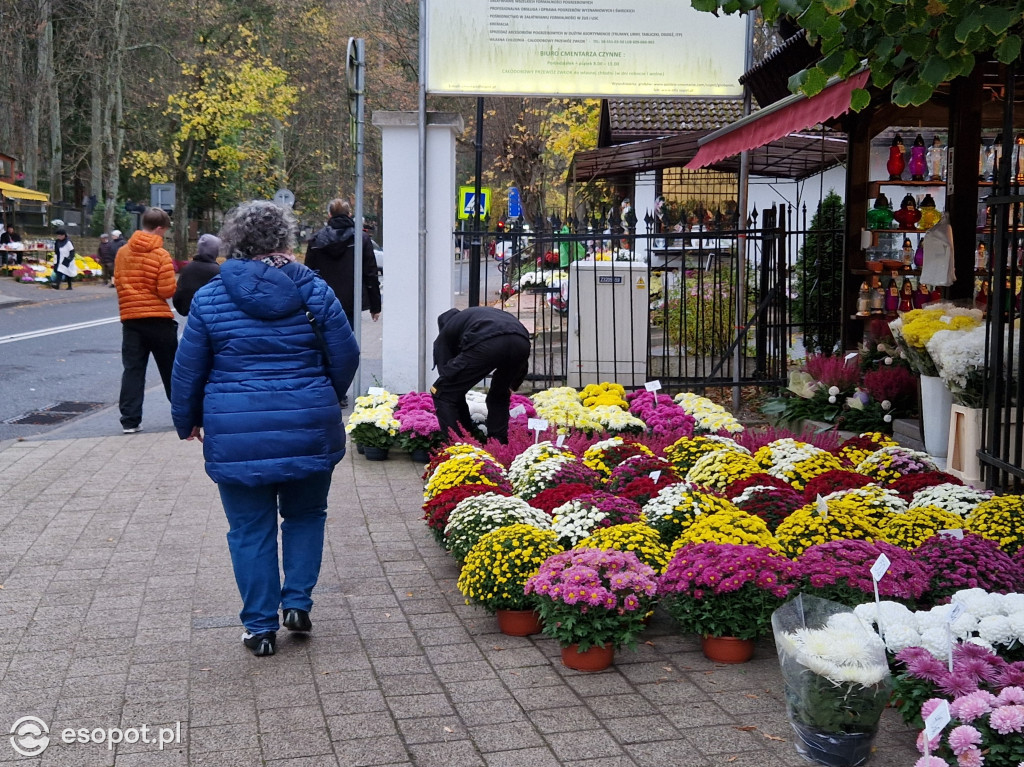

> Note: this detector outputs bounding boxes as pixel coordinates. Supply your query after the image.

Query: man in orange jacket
[114,207,177,434]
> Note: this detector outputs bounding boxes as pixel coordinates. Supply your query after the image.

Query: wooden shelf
[868,179,993,196]
[869,228,931,234]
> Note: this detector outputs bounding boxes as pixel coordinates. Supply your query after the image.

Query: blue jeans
[218,471,332,634]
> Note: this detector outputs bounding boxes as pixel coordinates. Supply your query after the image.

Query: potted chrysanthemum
[457,524,563,636]
[345,398,401,460]
[773,594,893,767]
[658,541,798,663]
[525,548,658,671]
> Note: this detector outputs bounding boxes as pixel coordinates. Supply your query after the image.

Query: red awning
[686,69,869,169]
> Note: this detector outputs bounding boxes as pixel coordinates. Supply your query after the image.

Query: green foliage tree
[793,190,845,354]
[693,0,1023,108]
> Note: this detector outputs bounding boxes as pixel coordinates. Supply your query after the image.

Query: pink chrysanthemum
[947,725,982,756]
[998,686,1024,706]
[950,690,997,723]
[989,704,1024,735]
[956,747,983,767]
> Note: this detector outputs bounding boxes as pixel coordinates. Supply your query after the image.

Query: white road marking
[0,316,122,345]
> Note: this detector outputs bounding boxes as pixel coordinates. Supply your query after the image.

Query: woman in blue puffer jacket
[171,200,359,657]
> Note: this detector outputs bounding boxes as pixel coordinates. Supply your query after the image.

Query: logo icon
[10,716,50,757]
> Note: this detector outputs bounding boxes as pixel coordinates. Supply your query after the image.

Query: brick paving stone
[0,431,931,766]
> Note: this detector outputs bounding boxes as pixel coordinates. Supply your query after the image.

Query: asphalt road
[0,275,385,444]
[0,279,170,442]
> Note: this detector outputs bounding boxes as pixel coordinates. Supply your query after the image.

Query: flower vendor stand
[919,375,953,459]
[772,595,891,767]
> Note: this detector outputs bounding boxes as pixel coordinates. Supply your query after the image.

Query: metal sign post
[348,37,366,398]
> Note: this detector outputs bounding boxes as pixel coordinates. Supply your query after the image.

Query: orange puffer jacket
[114,231,175,320]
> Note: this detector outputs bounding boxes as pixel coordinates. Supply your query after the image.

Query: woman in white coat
[52,228,77,290]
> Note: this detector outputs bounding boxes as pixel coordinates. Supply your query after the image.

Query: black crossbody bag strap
[303,303,333,369]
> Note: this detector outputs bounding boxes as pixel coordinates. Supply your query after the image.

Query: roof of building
[599,99,745,146]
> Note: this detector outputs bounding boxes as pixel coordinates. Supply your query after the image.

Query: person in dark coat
[431,306,531,444]
[173,234,222,315]
[97,233,117,285]
[304,198,381,327]
[171,201,359,658]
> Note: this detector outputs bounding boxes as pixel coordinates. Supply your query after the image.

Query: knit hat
[196,233,222,260]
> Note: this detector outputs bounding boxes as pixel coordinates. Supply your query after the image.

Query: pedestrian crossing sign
[458,186,491,220]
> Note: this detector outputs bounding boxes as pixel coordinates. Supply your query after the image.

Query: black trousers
[52,271,73,289]
[119,318,178,429]
[432,334,530,443]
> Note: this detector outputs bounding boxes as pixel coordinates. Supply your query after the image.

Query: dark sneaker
[242,630,276,657]
[282,608,312,632]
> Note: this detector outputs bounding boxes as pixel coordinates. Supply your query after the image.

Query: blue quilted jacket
[171,258,359,486]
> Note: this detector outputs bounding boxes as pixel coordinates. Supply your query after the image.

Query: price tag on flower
[844,351,859,362]
[367,386,385,396]
[644,380,662,392]
[815,495,829,520]
[923,699,951,757]
[938,528,964,540]
[649,470,661,483]
[940,315,952,324]
[946,603,966,671]
[527,418,548,444]
[509,405,526,418]
[870,553,890,582]
[870,552,890,636]
[555,434,566,448]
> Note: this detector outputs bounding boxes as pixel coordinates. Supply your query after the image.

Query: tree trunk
[39,0,62,202]
[102,0,125,233]
[173,162,189,260]
[90,76,103,202]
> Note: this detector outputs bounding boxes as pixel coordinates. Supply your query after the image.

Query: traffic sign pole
[469,97,484,307]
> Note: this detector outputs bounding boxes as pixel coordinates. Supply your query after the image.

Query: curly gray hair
[219,200,297,259]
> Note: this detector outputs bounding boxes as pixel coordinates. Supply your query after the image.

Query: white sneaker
[122,426,143,434]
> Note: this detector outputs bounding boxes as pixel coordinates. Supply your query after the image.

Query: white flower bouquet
[345,404,400,449]
[926,324,987,407]
[772,594,892,767]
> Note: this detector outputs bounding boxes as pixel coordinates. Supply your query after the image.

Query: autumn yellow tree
[126,26,297,257]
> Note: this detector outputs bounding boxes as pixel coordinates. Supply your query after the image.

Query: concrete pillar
[633,170,658,231]
[372,111,464,393]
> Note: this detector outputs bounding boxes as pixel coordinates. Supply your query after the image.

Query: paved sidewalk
[0,432,921,767]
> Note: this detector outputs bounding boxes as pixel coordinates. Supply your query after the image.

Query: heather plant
[805,353,861,391]
[861,365,918,413]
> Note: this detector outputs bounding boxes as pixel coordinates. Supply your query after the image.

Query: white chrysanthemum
[674,392,727,414]
[782,624,889,687]
[1006,612,1024,640]
[966,636,994,652]
[997,593,1024,615]
[951,613,980,640]
[883,623,922,654]
[909,484,993,516]
[916,603,956,631]
[853,602,880,626]
[952,588,1002,618]
[919,627,951,661]
[977,615,1015,646]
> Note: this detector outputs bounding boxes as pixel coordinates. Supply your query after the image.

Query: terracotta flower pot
[561,643,614,672]
[495,608,542,636]
[701,635,755,664]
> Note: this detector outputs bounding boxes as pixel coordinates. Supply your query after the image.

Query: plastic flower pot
[791,723,874,767]
[410,448,431,464]
[495,609,542,637]
[363,446,389,461]
[560,643,614,672]
[701,635,755,664]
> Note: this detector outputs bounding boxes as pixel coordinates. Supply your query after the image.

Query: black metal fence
[980,68,1024,492]
[454,203,845,394]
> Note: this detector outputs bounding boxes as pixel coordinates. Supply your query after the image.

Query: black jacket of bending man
[304,213,382,325]
[431,306,531,444]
